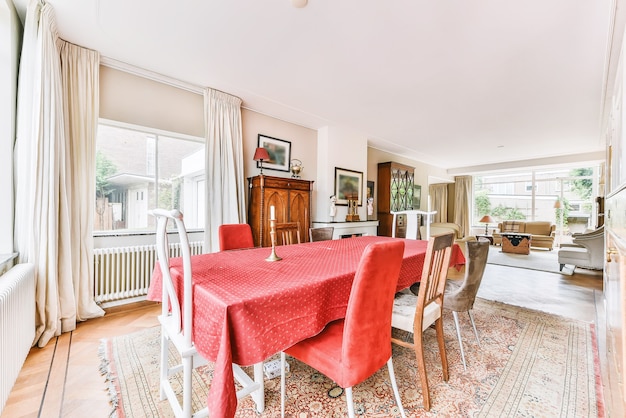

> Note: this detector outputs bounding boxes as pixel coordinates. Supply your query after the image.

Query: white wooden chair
[151,209,264,418]
[391,209,437,240]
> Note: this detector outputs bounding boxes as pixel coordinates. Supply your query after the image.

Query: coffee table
[501,233,531,254]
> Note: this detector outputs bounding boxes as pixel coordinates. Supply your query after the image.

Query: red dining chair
[280,240,407,418]
[151,209,264,417]
[218,223,254,251]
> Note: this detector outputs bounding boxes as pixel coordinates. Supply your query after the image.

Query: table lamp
[479,215,495,235]
[253,147,270,175]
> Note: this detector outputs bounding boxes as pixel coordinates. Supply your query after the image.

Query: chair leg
[252,362,265,413]
[159,331,168,400]
[434,317,449,382]
[387,358,407,418]
[413,332,431,411]
[468,310,480,346]
[345,386,356,418]
[452,311,467,371]
[182,356,193,418]
[281,352,286,418]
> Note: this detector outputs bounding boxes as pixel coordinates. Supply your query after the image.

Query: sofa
[492,220,556,250]
[419,222,477,257]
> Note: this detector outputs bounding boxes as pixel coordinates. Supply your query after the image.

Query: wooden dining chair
[218,223,254,251]
[309,226,334,242]
[151,209,264,417]
[281,240,407,418]
[391,232,454,411]
[276,221,301,245]
[444,239,490,370]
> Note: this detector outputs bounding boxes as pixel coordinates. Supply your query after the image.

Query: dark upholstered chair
[309,227,334,242]
[443,239,490,370]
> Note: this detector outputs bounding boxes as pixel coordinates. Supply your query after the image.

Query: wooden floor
[1,256,609,418]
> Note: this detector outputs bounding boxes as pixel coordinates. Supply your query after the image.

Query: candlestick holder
[265,219,282,262]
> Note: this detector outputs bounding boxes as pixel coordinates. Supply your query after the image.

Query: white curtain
[59,41,104,322]
[429,184,448,223]
[14,0,103,348]
[203,88,246,253]
[454,176,473,238]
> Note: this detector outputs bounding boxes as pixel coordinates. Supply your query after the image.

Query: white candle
[427,196,431,212]
[270,205,275,220]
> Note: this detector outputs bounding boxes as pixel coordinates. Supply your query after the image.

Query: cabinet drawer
[263,177,311,191]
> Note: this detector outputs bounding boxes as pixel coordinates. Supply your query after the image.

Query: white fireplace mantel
[311,220,379,239]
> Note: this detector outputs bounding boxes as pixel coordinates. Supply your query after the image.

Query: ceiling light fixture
[291,0,308,8]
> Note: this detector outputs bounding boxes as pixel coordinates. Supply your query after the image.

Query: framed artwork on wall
[257,134,291,172]
[367,181,375,200]
[334,167,363,206]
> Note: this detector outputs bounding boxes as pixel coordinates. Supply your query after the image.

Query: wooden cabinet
[377,162,415,237]
[248,175,313,247]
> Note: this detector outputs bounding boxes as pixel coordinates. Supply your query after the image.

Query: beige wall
[242,108,318,215]
[99,66,463,224]
[100,66,204,137]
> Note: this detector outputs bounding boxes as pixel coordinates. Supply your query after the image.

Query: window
[473,165,600,235]
[95,121,205,233]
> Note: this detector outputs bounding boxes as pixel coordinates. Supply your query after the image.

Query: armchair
[419,222,477,257]
[557,226,604,271]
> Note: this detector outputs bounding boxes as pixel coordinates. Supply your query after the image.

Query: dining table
[147,235,465,418]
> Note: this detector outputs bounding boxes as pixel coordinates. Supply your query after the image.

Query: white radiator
[94,242,203,306]
[0,263,36,414]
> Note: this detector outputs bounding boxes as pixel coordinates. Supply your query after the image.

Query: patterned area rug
[100,299,604,417]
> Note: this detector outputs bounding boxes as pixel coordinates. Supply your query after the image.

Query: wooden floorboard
[0,261,613,418]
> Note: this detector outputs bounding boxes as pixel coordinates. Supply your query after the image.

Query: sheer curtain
[454,176,473,238]
[429,184,448,223]
[203,88,246,253]
[14,1,103,348]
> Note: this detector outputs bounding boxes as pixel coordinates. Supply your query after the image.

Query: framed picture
[334,167,363,206]
[257,134,291,172]
[367,181,375,200]
[413,185,422,209]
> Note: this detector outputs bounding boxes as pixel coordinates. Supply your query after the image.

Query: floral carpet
[100,298,604,417]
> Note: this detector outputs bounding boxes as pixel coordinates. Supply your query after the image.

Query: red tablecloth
[147,236,464,418]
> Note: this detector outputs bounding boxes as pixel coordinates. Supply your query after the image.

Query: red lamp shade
[253,147,270,161]
[254,147,270,174]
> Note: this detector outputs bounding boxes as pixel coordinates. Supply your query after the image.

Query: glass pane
[158,135,205,228]
[473,165,600,243]
[95,124,204,232]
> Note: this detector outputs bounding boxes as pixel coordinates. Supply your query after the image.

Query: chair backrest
[414,232,454,332]
[309,227,334,242]
[276,222,301,245]
[391,210,423,239]
[445,239,490,311]
[218,223,254,251]
[150,208,193,347]
[343,240,405,373]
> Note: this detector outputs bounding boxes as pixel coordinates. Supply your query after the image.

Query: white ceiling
[12,0,613,171]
